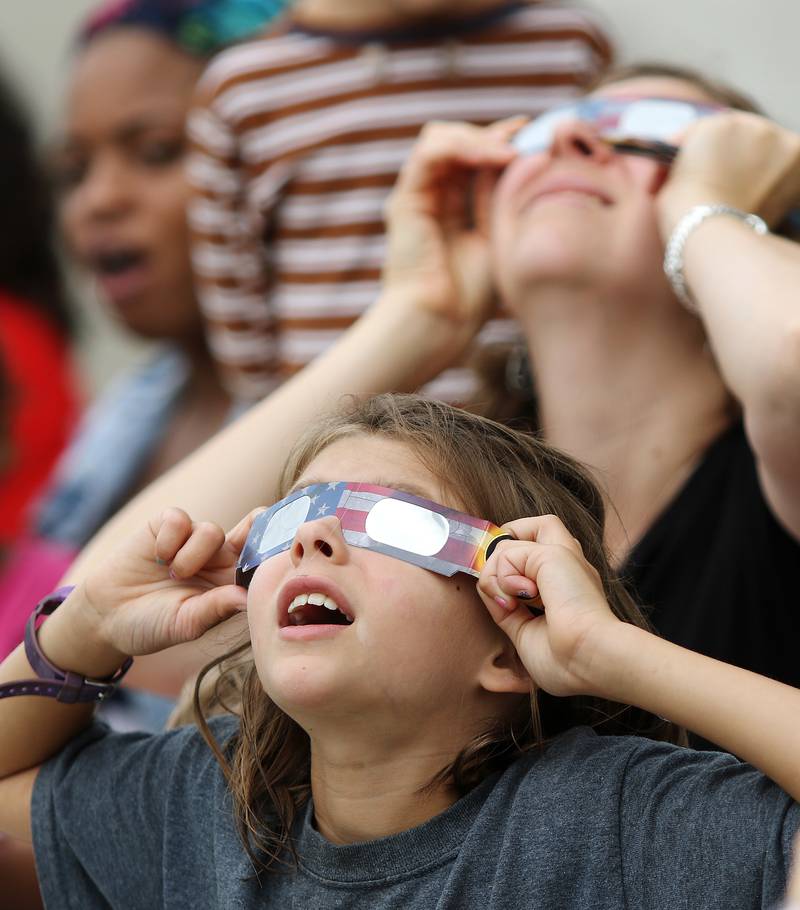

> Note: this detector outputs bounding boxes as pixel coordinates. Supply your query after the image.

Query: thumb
[226,507,266,555]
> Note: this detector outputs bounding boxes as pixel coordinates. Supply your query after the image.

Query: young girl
[0,393,797,908]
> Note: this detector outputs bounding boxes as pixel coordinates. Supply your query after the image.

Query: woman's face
[490,77,717,311]
[56,29,203,340]
[247,435,514,731]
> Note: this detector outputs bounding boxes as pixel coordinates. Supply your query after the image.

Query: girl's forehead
[295,436,449,506]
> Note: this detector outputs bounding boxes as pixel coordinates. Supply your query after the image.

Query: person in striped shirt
[188,0,612,402]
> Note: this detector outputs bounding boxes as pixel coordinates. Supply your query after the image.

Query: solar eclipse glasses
[236,482,512,587]
[512,95,723,164]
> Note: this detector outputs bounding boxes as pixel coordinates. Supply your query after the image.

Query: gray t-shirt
[31,716,798,909]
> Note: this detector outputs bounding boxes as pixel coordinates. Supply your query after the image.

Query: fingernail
[495,596,509,609]
[516,590,533,600]
[169,568,178,580]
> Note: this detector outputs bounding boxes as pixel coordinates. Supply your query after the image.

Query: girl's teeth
[288,593,309,614]
[287,592,345,615]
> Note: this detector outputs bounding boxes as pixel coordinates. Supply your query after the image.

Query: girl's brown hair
[193,393,681,876]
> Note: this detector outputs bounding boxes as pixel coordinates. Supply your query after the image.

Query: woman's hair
[0,69,72,336]
[193,393,682,876]
[590,61,763,114]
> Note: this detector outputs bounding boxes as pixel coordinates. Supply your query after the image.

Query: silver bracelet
[663,203,768,314]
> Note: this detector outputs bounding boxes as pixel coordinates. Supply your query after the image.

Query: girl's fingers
[501,515,583,553]
[173,585,249,641]
[476,574,543,650]
[152,507,194,565]
[492,549,539,599]
[167,521,226,580]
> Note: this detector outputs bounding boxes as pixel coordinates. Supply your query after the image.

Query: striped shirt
[188,1,612,401]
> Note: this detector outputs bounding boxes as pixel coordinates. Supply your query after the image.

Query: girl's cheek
[245,559,286,638]
[353,571,420,648]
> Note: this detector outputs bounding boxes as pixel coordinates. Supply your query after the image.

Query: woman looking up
[483,66,800,715]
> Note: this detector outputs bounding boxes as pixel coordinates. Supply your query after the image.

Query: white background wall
[1,1,798,392]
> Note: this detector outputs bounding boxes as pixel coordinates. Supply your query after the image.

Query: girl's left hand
[657,110,800,237]
[477,515,620,697]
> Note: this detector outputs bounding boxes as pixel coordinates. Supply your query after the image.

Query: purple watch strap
[0,586,133,703]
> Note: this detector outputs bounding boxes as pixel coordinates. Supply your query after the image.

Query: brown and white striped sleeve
[188,52,279,400]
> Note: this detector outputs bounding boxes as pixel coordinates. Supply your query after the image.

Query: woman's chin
[495,238,597,300]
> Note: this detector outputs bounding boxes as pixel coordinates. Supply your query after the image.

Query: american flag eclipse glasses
[235,482,512,588]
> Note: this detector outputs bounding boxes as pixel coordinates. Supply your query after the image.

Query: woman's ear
[478,639,532,695]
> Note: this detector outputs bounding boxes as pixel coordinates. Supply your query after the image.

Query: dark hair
[0,69,73,336]
[193,393,683,875]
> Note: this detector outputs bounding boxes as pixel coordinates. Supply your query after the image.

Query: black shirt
[622,421,798,699]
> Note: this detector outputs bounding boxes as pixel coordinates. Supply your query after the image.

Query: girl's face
[247,435,518,730]
[55,29,203,340]
[490,77,717,310]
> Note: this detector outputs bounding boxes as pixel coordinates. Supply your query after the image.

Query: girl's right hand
[68,507,259,659]
[381,119,522,342]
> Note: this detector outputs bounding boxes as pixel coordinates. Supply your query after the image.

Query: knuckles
[193,521,224,541]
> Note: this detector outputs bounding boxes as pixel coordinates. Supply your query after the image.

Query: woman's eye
[139,138,184,166]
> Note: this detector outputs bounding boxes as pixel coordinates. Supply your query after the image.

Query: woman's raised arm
[65,120,519,587]
[657,111,800,538]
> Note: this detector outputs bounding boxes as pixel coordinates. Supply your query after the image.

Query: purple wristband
[0,586,133,703]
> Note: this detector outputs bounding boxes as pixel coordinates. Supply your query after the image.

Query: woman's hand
[380,119,522,345]
[657,110,800,237]
[477,515,621,698]
[64,507,260,661]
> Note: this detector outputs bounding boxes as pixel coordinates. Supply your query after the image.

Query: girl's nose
[289,516,349,568]
[550,119,613,164]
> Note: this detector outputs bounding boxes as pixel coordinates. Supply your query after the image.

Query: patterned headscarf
[79,0,288,56]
